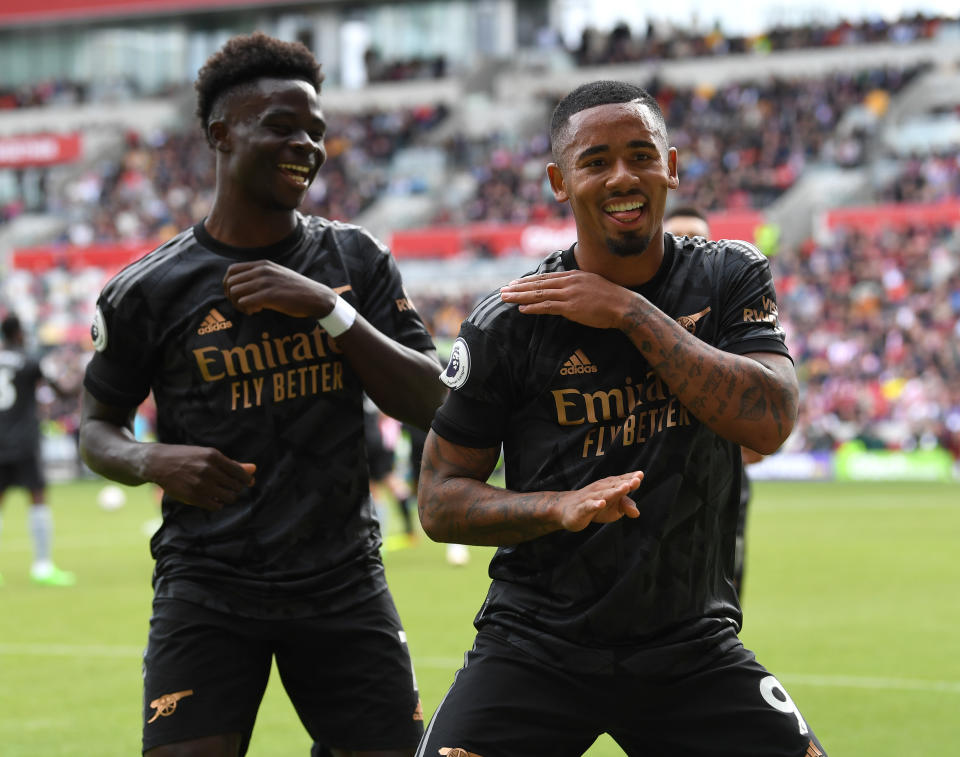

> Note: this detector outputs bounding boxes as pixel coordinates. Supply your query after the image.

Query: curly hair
[195,32,324,141]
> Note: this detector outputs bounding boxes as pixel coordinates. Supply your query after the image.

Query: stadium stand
[566,13,955,66]
[1,6,959,475]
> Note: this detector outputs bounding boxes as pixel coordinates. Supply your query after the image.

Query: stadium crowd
[567,12,954,67]
[49,103,449,246]
[879,150,960,204]
[776,222,960,459]
[432,63,929,225]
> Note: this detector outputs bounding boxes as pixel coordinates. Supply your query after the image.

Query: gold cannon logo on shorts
[147,689,194,723]
[439,749,483,757]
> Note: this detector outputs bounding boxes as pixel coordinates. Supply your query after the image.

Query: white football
[97,484,127,511]
[445,543,470,566]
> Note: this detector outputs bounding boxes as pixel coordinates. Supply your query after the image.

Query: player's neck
[204,200,299,249]
[573,237,665,288]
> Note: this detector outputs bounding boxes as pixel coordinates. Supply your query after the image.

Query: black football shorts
[0,454,45,492]
[142,592,424,754]
[416,628,826,757]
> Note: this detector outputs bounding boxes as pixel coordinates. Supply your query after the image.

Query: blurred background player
[0,313,77,587]
[663,205,763,597]
[364,396,418,550]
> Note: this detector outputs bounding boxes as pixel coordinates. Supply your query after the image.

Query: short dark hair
[665,205,708,223]
[195,32,324,142]
[550,80,666,161]
[1,313,22,343]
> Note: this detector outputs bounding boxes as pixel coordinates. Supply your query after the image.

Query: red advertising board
[825,200,960,231]
[0,133,82,168]
[389,210,767,259]
[11,239,160,273]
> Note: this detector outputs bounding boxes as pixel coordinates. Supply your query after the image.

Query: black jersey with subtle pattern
[83,215,436,618]
[432,233,791,657]
[0,348,42,462]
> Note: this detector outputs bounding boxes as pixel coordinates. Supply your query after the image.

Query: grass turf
[0,478,957,755]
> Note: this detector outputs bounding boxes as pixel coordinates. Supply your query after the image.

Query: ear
[546,163,568,203]
[208,120,231,153]
[667,147,679,190]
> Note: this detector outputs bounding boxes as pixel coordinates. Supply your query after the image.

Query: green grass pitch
[1,477,958,755]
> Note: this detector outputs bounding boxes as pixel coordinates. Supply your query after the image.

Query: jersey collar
[559,237,675,298]
[193,216,305,261]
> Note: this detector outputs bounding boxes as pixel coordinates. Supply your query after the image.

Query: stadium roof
[0,0,329,28]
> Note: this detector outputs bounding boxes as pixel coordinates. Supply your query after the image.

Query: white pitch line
[0,643,143,658]
[779,673,960,694]
[756,500,957,513]
[2,644,957,695]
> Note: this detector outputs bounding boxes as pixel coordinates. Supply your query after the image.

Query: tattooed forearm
[418,432,567,546]
[737,386,767,421]
[433,441,498,480]
[619,292,799,453]
[456,491,563,545]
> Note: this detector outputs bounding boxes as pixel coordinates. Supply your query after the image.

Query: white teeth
[605,200,644,213]
[278,163,310,187]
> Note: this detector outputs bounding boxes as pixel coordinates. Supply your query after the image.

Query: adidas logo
[559,349,598,375]
[197,308,233,335]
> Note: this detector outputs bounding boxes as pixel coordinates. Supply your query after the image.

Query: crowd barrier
[749,443,957,482]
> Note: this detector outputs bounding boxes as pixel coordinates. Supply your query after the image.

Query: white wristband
[318,296,357,337]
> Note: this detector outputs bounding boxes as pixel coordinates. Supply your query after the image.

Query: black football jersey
[432,233,791,654]
[0,347,42,462]
[84,215,435,618]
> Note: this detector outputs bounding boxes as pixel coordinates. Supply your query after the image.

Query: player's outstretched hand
[558,471,643,532]
[223,260,337,318]
[499,270,635,329]
[144,444,256,511]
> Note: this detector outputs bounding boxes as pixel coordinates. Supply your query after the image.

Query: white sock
[29,503,53,571]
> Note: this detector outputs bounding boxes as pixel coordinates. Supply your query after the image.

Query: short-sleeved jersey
[432,233,791,660]
[0,347,42,462]
[83,215,436,618]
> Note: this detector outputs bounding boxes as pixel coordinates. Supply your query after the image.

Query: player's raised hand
[556,470,643,532]
[499,270,635,329]
[143,443,256,511]
[223,259,337,318]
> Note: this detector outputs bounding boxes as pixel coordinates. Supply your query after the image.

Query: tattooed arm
[417,430,643,546]
[499,270,798,455]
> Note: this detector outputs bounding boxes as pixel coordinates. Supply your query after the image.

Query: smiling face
[548,101,678,268]
[212,77,326,214]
